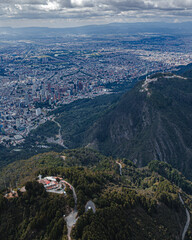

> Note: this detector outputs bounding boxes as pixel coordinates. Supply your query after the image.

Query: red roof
[39,179,51,185]
[45,180,51,185]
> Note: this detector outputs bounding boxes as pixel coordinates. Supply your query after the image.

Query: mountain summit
[86,72,192,179]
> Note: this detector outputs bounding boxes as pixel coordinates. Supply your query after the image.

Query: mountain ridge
[84,71,192,179]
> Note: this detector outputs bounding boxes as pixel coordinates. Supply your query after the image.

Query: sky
[0,0,192,28]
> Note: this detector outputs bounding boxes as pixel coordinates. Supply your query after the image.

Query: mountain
[85,71,192,179]
[0,94,120,169]
[1,22,192,39]
[0,149,192,239]
[2,65,192,181]
[176,63,192,78]
[12,65,192,180]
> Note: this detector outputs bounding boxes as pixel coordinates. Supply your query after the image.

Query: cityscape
[0,32,192,146]
[1,0,192,238]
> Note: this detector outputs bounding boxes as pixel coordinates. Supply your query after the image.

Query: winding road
[52,118,68,148]
[115,162,190,240]
[179,193,191,240]
[116,161,122,176]
[63,180,78,240]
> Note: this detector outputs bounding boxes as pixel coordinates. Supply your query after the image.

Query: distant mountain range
[1,22,192,38]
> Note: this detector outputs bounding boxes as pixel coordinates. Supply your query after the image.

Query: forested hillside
[85,72,192,179]
[0,149,192,239]
[12,65,192,181]
[1,65,192,181]
[0,93,120,169]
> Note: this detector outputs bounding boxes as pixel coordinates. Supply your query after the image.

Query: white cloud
[0,0,192,26]
[40,0,60,11]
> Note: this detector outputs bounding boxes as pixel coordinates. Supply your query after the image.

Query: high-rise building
[16,119,20,129]
[36,108,41,116]
[78,82,83,91]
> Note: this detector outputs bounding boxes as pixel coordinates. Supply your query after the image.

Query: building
[36,108,41,116]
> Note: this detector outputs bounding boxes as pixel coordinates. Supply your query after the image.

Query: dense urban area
[0,22,192,240]
[0,32,192,146]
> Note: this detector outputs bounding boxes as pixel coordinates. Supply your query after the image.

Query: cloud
[0,0,192,26]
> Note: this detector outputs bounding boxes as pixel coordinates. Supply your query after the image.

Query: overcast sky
[0,0,192,28]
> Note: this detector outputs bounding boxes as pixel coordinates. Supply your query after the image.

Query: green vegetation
[83,72,192,179]
[1,66,192,181]
[59,95,118,143]
[0,93,120,170]
[148,161,192,194]
[0,152,63,189]
[28,120,59,139]
[0,181,67,240]
[0,149,192,239]
[62,148,109,167]
[1,65,192,239]
[176,63,192,79]
[0,148,108,190]
[0,121,61,169]
[53,93,120,148]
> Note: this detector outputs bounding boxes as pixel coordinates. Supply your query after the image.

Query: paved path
[64,180,78,240]
[65,210,78,240]
[179,193,191,240]
[116,161,122,176]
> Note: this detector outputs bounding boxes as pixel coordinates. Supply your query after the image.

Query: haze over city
[1,1,192,240]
